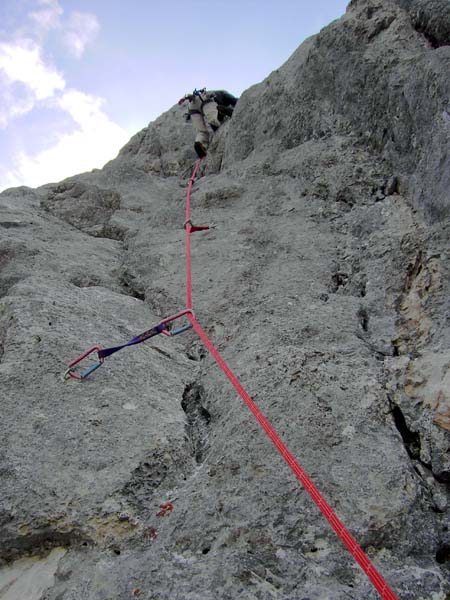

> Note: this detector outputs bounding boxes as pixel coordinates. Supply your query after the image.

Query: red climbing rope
[184,159,399,600]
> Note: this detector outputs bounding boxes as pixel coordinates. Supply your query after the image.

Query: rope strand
[184,159,399,600]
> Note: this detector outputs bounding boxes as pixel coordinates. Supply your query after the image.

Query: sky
[0,0,348,191]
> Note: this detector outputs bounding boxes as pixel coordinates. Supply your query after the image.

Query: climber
[178,88,238,159]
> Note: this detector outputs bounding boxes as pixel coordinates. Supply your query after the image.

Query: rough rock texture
[1,1,449,598]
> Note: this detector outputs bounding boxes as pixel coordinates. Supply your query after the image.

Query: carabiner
[160,310,194,337]
[64,346,104,380]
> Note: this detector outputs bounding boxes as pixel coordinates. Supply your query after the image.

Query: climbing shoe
[194,141,207,158]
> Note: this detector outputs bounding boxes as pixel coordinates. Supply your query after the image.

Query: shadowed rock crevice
[0,526,85,563]
[357,306,369,332]
[432,470,450,487]
[435,544,450,564]
[413,21,448,49]
[117,268,146,300]
[181,382,211,464]
[0,507,153,564]
[0,302,15,364]
[0,221,31,229]
[392,404,422,461]
[387,0,450,48]
[70,275,103,289]
[403,0,450,48]
[329,271,349,293]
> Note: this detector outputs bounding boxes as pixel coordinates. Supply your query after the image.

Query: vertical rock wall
[0,1,449,598]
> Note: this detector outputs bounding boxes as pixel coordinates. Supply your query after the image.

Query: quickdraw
[65,309,195,381]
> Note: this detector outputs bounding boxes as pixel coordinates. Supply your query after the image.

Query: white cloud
[0,39,65,100]
[0,90,129,190]
[26,2,99,59]
[57,89,105,125]
[0,39,65,128]
[28,0,63,32]
[0,74,35,128]
[0,3,125,191]
[63,12,100,58]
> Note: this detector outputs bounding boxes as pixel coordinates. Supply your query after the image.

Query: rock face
[0,1,449,598]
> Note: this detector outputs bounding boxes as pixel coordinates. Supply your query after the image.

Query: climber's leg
[203,100,221,129]
[188,96,209,157]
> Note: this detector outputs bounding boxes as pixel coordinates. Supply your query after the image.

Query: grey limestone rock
[391,0,450,47]
[1,1,449,599]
